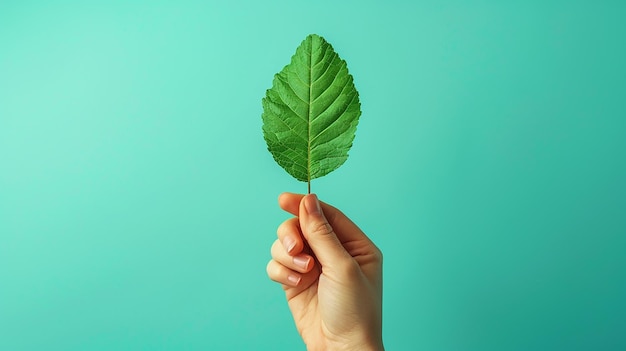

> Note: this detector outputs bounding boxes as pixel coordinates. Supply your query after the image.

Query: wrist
[334,342,384,351]
[355,340,384,351]
[325,336,384,351]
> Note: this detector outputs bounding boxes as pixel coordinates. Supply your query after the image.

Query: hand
[266,193,384,351]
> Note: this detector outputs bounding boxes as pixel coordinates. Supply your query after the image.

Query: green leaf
[262,34,361,192]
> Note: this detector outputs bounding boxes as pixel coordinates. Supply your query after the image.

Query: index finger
[277,192,372,246]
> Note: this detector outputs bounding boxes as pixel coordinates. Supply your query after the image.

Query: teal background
[1,1,625,350]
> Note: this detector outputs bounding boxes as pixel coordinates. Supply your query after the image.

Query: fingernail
[287,274,301,286]
[283,236,296,254]
[293,256,310,270]
[304,194,322,215]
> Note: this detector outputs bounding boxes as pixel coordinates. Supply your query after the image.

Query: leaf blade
[262,34,361,188]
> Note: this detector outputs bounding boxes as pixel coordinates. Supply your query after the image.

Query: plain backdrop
[1,1,625,350]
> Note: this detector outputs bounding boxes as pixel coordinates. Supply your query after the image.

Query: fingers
[271,239,315,273]
[298,194,353,267]
[279,192,375,247]
[278,192,305,216]
[267,216,315,288]
[266,260,302,287]
[266,258,321,298]
[276,217,304,256]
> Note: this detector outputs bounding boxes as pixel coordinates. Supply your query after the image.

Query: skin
[266,193,384,351]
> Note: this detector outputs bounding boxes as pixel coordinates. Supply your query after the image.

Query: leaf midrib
[307,39,313,192]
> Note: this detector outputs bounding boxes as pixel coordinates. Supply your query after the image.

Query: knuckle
[265,260,274,276]
[266,260,279,279]
[276,222,288,238]
[270,239,281,258]
[309,220,334,237]
[373,246,383,263]
[277,217,299,238]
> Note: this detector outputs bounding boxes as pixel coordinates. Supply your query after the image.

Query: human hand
[266,193,384,351]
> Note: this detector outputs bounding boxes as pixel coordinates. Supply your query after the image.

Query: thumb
[299,194,352,267]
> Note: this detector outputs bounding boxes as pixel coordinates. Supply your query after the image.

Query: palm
[284,247,381,350]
